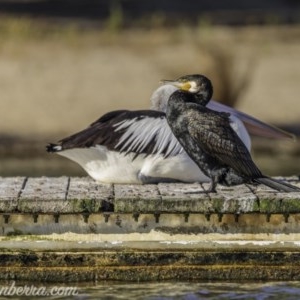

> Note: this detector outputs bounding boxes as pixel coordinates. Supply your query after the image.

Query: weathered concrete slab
[259,193,300,214]
[0,177,300,235]
[204,183,259,213]
[0,176,299,214]
[0,177,25,212]
[250,181,300,213]
[67,177,113,212]
[114,184,161,213]
[158,183,212,212]
[18,177,69,213]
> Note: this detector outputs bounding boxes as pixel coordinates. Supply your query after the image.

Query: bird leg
[206,178,218,193]
[184,180,217,194]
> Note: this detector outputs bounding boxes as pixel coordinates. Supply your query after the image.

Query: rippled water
[1,281,300,300]
[77,282,300,300]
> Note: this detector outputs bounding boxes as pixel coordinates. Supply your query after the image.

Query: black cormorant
[164,74,300,192]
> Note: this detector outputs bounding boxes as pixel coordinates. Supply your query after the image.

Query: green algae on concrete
[67,177,114,213]
[114,184,161,213]
[1,248,300,282]
[0,177,26,212]
[2,176,300,214]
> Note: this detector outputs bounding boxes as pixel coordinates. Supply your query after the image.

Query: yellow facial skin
[160,80,192,91]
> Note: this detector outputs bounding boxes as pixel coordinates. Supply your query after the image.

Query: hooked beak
[160,79,191,91]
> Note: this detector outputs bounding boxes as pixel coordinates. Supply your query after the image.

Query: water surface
[1,281,300,300]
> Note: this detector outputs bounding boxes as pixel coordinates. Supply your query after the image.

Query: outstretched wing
[113,111,183,158]
[186,105,262,178]
[49,109,183,158]
[208,100,295,140]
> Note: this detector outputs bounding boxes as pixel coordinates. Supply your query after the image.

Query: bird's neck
[166,91,187,119]
[167,90,211,115]
[194,92,210,106]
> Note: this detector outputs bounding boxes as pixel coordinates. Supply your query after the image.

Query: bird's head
[160,74,213,105]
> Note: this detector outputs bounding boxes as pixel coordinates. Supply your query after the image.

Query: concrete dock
[1,176,300,282]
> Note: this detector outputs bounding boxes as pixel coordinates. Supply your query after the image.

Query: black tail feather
[46,143,61,153]
[255,177,300,193]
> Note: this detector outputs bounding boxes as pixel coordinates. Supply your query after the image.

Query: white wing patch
[53,145,62,151]
[229,115,251,151]
[114,116,183,157]
[208,100,251,150]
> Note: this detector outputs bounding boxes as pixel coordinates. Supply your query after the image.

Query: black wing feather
[47,109,181,157]
[186,105,262,178]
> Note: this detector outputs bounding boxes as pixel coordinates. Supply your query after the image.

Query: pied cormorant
[47,82,294,184]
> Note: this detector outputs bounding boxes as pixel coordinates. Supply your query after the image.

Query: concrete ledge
[0,237,300,281]
[1,249,300,282]
[1,176,300,214]
[1,176,300,282]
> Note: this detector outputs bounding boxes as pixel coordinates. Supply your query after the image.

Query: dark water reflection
[76,282,300,300]
[1,281,300,300]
